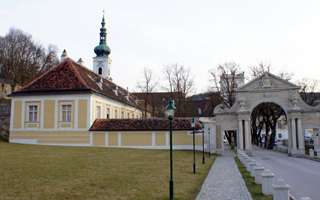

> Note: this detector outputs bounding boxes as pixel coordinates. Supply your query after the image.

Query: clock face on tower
[98,61,104,67]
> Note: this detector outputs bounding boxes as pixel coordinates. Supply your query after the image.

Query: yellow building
[8,57,151,146]
[89,118,203,149]
[8,14,205,150]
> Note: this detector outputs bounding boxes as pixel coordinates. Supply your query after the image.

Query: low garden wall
[0,117,10,139]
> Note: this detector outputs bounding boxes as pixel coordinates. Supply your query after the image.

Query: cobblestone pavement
[196,147,252,200]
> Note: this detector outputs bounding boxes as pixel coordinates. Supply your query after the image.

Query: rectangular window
[115,110,118,118]
[62,105,72,121]
[278,134,282,139]
[28,105,38,121]
[97,106,101,119]
[121,111,124,118]
[106,108,110,119]
[127,113,130,118]
[132,114,134,118]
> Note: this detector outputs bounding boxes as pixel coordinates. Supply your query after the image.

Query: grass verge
[0,140,217,199]
[234,157,273,200]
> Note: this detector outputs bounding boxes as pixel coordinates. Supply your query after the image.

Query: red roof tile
[10,58,149,112]
[17,59,90,92]
[89,118,202,131]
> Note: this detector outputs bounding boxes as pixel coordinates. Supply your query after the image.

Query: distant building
[0,77,21,99]
[220,72,245,90]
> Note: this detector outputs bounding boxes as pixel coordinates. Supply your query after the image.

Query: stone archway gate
[213,72,320,155]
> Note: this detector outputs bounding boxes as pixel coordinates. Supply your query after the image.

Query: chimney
[77,58,84,65]
[60,49,68,62]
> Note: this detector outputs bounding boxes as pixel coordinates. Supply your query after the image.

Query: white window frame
[97,106,101,119]
[115,110,118,118]
[27,102,39,122]
[60,102,73,122]
[106,107,110,119]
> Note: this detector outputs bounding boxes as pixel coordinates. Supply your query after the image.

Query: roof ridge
[67,59,91,89]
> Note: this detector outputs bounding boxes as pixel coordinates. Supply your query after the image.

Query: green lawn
[0,139,216,200]
[234,156,273,200]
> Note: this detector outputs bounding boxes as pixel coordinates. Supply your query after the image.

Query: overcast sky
[1,0,320,94]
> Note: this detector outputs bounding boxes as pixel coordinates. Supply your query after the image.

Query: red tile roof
[10,58,150,112]
[89,118,202,131]
[17,59,90,92]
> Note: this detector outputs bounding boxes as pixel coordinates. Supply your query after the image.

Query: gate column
[297,118,304,154]
[238,120,243,150]
[291,118,298,154]
[245,119,250,151]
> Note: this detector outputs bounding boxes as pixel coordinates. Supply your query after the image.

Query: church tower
[93,11,112,80]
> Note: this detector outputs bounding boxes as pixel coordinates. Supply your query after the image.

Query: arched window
[98,67,102,75]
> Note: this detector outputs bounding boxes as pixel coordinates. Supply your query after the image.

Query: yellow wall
[38,140,90,144]
[27,123,37,128]
[78,99,87,129]
[173,131,202,146]
[108,132,118,146]
[10,130,90,144]
[61,123,72,128]
[13,101,22,129]
[93,133,106,146]
[122,132,152,146]
[155,132,166,146]
[43,100,55,129]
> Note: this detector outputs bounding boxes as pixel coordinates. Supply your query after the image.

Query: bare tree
[0,28,59,86]
[209,61,243,108]
[248,60,272,80]
[248,60,293,81]
[136,68,159,118]
[163,64,195,117]
[296,77,320,106]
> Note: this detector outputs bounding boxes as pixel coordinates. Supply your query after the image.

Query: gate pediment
[236,72,300,92]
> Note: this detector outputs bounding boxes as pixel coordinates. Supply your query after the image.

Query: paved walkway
[196,145,252,200]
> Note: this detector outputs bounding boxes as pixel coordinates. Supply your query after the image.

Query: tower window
[98,67,102,75]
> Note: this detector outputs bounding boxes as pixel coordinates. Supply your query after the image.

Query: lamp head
[165,98,176,120]
[190,117,196,128]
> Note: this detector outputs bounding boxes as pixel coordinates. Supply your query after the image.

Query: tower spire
[94,10,111,57]
[99,10,107,45]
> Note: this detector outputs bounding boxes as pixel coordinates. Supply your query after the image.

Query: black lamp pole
[165,99,176,200]
[208,127,211,158]
[202,124,205,164]
[191,117,196,174]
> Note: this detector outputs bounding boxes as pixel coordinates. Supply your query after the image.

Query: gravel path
[196,146,252,200]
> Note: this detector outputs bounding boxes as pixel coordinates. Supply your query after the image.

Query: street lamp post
[202,124,205,164]
[208,127,211,158]
[190,117,196,174]
[165,98,176,200]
